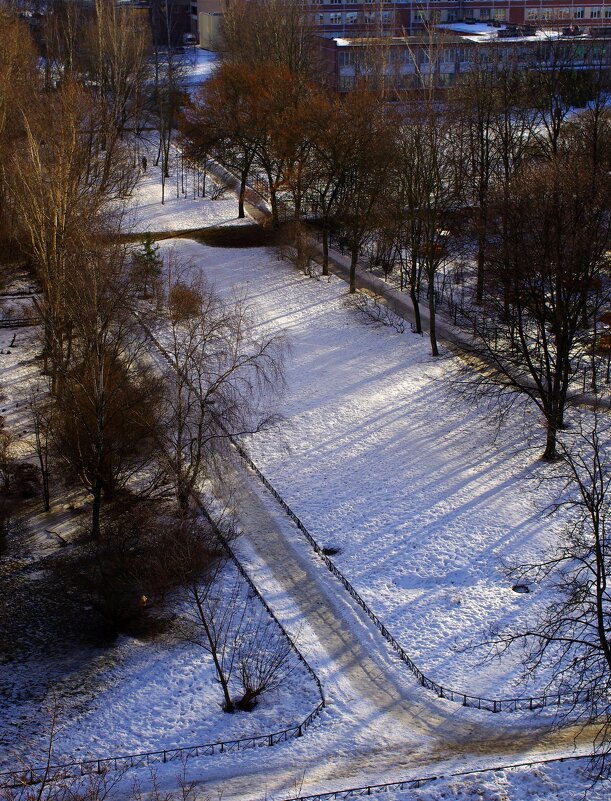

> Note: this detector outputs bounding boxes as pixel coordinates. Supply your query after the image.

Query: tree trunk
[475,210,486,305]
[409,259,422,334]
[193,586,235,713]
[321,218,329,277]
[542,418,558,461]
[91,479,103,539]
[267,169,279,228]
[41,469,50,513]
[428,266,439,357]
[238,171,247,219]
[349,241,358,294]
[236,687,259,711]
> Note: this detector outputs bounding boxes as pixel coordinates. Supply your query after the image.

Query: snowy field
[0,282,320,772]
[1,139,606,801]
[159,236,568,703]
[44,560,320,765]
[120,149,247,235]
[384,759,608,801]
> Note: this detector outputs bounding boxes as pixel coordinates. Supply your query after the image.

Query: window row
[314,9,393,22]
[525,5,611,18]
[413,7,507,20]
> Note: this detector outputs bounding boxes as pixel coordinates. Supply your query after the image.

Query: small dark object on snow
[322,546,340,556]
[512,584,530,594]
[141,156,148,172]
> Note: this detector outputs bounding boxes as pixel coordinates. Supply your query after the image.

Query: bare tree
[0,8,37,256]
[235,603,293,711]
[158,257,285,512]
[177,540,293,713]
[333,90,394,295]
[0,427,17,494]
[181,64,261,219]
[393,106,462,352]
[28,384,55,513]
[220,0,322,81]
[463,152,611,460]
[11,80,136,386]
[495,412,611,781]
[178,560,244,712]
[453,56,499,305]
[52,245,162,538]
[87,0,151,185]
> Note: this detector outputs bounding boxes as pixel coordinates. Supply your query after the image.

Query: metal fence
[0,317,37,329]
[229,438,587,715]
[0,321,327,790]
[0,707,325,789]
[276,753,592,801]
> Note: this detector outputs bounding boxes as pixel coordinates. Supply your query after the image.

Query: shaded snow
[158,237,569,702]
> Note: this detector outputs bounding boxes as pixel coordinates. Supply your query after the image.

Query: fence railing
[0,317,37,329]
[276,753,593,801]
[0,320,327,791]
[140,318,325,713]
[0,706,326,790]
[229,438,587,715]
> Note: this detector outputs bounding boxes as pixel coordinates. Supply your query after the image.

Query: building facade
[318,27,611,91]
[305,0,611,37]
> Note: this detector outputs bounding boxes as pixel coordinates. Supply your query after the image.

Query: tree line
[179,11,611,772]
[181,38,611,461]
[0,2,291,716]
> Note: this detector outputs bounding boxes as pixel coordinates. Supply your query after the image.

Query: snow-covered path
[109,166,605,797]
[171,459,595,801]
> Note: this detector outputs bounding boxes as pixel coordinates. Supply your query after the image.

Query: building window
[329,11,342,23]
[479,8,491,19]
[574,7,585,17]
[605,6,611,16]
[493,8,507,19]
[525,8,538,18]
[590,7,602,16]
[339,76,356,90]
[345,11,357,22]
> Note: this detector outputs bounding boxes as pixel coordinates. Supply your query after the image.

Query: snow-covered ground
[120,147,247,235]
[380,759,608,801]
[47,560,320,765]
[179,48,218,92]
[158,236,568,703]
[0,277,320,773]
[2,144,605,801]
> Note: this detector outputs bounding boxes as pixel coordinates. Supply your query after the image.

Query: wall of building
[319,31,611,91]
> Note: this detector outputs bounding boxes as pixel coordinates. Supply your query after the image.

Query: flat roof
[332,26,599,46]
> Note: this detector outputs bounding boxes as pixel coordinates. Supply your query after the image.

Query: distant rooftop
[438,22,564,41]
[332,24,595,47]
